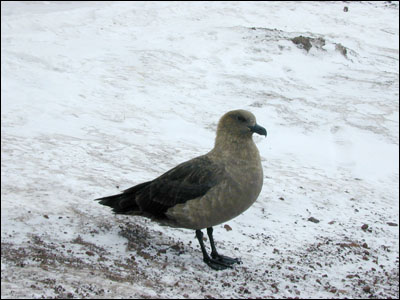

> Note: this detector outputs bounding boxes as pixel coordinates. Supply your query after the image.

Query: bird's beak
[248,124,267,137]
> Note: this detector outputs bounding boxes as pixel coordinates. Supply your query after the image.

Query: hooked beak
[248,123,267,137]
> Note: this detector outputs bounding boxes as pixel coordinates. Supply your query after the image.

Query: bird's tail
[95,181,151,214]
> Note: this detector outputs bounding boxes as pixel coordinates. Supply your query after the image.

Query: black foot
[196,228,241,271]
[204,257,234,270]
[211,253,241,266]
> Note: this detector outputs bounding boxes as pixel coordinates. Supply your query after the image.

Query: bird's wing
[133,155,226,216]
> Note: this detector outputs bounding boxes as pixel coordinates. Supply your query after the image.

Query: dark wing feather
[96,181,151,214]
[135,155,225,216]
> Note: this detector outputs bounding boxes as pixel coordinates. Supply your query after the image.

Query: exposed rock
[335,43,347,57]
[291,36,312,52]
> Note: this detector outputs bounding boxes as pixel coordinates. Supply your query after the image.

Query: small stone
[363,285,371,293]
[224,224,232,231]
[308,217,320,223]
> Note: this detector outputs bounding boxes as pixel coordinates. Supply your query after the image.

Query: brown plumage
[96,109,267,270]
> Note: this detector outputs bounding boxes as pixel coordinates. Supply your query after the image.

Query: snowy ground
[1,1,399,298]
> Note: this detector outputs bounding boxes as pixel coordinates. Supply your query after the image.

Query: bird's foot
[203,257,234,270]
[211,253,241,266]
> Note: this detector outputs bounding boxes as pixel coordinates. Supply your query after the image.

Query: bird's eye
[237,115,246,122]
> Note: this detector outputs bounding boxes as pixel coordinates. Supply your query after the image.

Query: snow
[1,1,399,298]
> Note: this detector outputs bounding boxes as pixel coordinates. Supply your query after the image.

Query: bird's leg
[207,227,241,265]
[195,229,232,270]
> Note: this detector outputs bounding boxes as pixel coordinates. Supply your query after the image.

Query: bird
[96,109,267,270]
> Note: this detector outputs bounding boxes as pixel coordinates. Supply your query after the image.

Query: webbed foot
[211,253,241,266]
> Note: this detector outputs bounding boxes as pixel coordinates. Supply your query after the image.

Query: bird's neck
[210,134,260,163]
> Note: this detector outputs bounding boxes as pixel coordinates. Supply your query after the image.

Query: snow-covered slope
[1,1,399,298]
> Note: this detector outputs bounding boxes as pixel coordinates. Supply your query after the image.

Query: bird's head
[217,110,267,139]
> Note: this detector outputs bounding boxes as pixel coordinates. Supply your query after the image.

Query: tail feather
[96,193,135,214]
[96,181,152,214]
